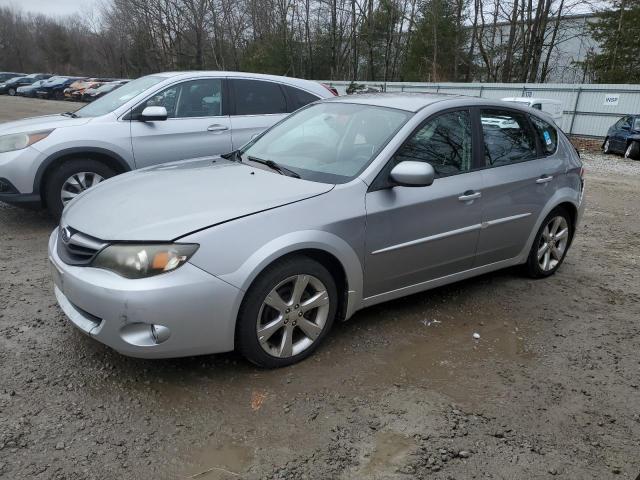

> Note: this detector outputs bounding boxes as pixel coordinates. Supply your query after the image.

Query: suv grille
[57,226,107,266]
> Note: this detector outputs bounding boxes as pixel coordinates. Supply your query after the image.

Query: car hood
[62,157,335,241]
[0,114,91,135]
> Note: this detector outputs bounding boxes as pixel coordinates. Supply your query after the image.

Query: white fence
[321,81,640,138]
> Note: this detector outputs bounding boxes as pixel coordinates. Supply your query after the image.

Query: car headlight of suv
[0,130,53,153]
[92,243,199,279]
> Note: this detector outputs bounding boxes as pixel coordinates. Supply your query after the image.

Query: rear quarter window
[283,85,320,112]
[530,115,558,155]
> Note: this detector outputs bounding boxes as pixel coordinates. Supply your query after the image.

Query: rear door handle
[207,124,229,132]
[536,175,553,184]
[458,191,482,202]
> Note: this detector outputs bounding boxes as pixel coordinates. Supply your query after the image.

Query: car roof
[503,96,562,104]
[152,71,330,95]
[322,92,461,112]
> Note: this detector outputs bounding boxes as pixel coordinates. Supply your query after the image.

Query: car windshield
[74,76,165,118]
[241,102,412,183]
[635,118,640,130]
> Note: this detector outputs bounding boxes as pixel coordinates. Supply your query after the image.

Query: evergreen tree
[587,0,640,83]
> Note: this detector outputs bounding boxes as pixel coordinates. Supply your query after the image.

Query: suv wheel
[602,138,611,154]
[8,87,16,96]
[525,208,573,278]
[624,141,640,160]
[44,159,116,219]
[236,256,338,368]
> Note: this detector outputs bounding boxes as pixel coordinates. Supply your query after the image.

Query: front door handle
[536,175,553,184]
[207,124,229,132]
[458,191,482,202]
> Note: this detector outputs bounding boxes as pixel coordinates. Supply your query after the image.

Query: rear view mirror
[389,161,435,187]
[140,106,168,122]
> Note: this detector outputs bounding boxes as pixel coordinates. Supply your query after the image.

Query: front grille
[57,226,107,266]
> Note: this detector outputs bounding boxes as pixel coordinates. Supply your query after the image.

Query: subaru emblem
[61,227,71,243]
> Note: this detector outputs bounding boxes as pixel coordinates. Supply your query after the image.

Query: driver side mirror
[389,161,435,187]
[140,106,168,122]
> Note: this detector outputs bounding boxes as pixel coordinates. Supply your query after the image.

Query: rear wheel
[602,138,611,154]
[236,256,338,368]
[525,208,573,278]
[624,141,640,160]
[44,159,117,219]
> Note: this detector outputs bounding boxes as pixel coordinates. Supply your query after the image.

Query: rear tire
[624,141,640,160]
[44,159,117,220]
[525,207,573,278]
[236,256,338,368]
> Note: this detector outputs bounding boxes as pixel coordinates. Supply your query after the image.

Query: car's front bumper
[48,230,242,358]
[0,146,45,205]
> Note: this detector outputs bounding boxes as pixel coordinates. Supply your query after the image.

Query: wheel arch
[35,148,131,205]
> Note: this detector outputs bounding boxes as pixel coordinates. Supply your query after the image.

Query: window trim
[228,78,289,117]
[476,106,546,171]
[369,107,479,192]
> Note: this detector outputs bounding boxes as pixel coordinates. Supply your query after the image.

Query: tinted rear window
[284,85,320,111]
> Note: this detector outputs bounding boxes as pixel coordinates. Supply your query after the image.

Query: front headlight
[0,130,53,154]
[92,243,199,279]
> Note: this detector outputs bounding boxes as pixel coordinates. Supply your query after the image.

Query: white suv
[0,71,335,217]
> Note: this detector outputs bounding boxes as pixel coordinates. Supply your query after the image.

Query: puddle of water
[184,436,253,479]
[359,431,417,476]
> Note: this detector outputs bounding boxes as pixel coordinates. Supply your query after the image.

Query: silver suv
[0,71,334,217]
[49,94,585,368]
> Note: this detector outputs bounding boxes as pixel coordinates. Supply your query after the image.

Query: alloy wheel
[603,139,610,153]
[60,172,105,205]
[625,143,633,158]
[537,216,569,272]
[257,274,330,358]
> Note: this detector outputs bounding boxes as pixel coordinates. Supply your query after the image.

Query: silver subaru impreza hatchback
[49,93,585,368]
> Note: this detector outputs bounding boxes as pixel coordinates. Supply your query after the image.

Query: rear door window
[231,79,287,115]
[480,109,538,167]
[530,115,558,155]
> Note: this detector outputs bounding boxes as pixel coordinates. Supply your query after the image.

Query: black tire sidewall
[236,256,338,368]
[626,141,640,160]
[525,207,573,278]
[44,159,117,220]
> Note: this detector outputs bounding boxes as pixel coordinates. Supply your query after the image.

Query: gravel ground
[1,98,640,479]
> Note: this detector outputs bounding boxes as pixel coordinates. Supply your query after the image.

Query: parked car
[25,73,54,81]
[16,79,48,97]
[0,71,336,217]
[603,114,640,160]
[0,76,38,96]
[0,72,26,82]
[82,80,129,102]
[63,78,93,100]
[48,94,584,367]
[502,97,564,123]
[36,76,84,100]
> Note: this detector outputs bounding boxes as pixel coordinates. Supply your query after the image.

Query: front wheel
[603,138,611,154]
[44,159,116,219]
[625,141,640,160]
[525,208,573,278]
[236,256,338,368]
[8,88,16,96]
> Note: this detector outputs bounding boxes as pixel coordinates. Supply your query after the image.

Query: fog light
[150,324,170,344]
[0,178,17,193]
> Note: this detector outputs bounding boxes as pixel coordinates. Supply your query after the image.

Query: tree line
[0,0,637,84]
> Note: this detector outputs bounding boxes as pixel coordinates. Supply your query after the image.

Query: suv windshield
[75,76,165,118]
[241,102,411,183]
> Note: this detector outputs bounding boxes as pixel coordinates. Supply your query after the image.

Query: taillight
[320,83,338,96]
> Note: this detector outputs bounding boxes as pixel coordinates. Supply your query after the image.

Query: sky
[1,0,102,18]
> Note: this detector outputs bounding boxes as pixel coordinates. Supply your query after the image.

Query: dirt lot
[1,97,639,479]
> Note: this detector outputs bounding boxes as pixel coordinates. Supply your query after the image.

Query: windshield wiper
[62,111,78,118]
[221,149,243,162]
[247,155,300,179]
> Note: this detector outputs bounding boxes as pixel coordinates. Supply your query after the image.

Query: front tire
[8,88,16,96]
[236,256,338,368]
[525,207,573,278]
[624,141,640,160]
[44,159,116,219]
[603,138,611,154]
